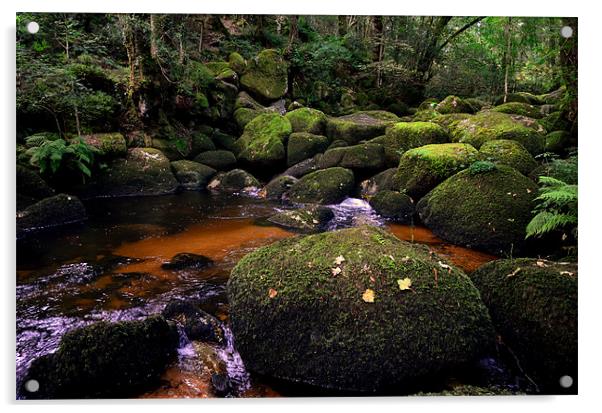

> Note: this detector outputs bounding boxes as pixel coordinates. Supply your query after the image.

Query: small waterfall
[215,324,251,394]
[327,197,384,230]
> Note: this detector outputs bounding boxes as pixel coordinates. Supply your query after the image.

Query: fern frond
[526,211,578,239]
[538,176,567,187]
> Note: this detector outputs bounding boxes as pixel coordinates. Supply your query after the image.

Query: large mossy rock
[478,139,537,175]
[78,148,179,198]
[383,122,450,167]
[539,111,571,133]
[193,150,237,171]
[417,162,537,255]
[285,108,328,135]
[267,206,334,233]
[494,92,543,106]
[16,165,55,210]
[263,175,298,201]
[449,111,545,155]
[325,111,399,144]
[369,190,414,223]
[492,102,542,119]
[228,52,247,75]
[471,259,577,393]
[82,132,127,158]
[17,193,87,238]
[281,155,321,178]
[151,138,189,161]
[189,132,217,157]
[170,160,217,190]
[287,132,330,166]
[318,143,385,172]
[207,169,261,194]
[289,167,354,204]
[544,131,573,155]
[435,95,475,114]
[240,49,288,101]
[529,157,577,185]
[227,226,495,392]
[236,113,292,168]
[394,143,478,200]
[359,168,397,197]
[21,316,179,399]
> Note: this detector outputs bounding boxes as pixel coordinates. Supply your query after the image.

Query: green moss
[240,49,288,100]
[285,108,328,135]
[228,52,247,75]
[205,61,231,76]
[494,92,543,106]
[369,190,414,223]
[267,206,334,232]
[170,160,216,190]
[430,113,473,132]
[289,167,354,204]
[207,169,260,193]
[193,150,237,171]
[394,143,478,199]
[417,98,439,111]
[492,102,542,119]
[417,164,537,255]
[151,138,189,160]
[189,132,216,158]
[539,111,571,132]
[211,130,238,153]
[325,111,399,144]
[464,98,487,112]
[450,111,545,155]
[194,91,209,110]
[383,122,450,167]
[22,316,179,398]
[287,132,330,166]
[471,258,577,392]
[412,109,440,122]
[81,133,127,158]
[237,113,292,167]
[318,143,386,172]
[435,95,475,114]
[234,107,265,129]
[263,175,298,201]
[227,226,495,391]
[544,130,572,154]
[529,157,577,185]
[478,139,537,175]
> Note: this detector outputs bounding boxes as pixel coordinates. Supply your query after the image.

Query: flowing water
[16,192,500,398]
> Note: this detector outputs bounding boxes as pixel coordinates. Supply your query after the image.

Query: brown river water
[16,192,500,398]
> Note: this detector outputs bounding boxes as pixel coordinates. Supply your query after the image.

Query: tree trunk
[286,15,299,54]
[338,15,348,36]
[503,17,513,103]
[150,14,159,59]
[560,17,578,137]
[372,16,385,88]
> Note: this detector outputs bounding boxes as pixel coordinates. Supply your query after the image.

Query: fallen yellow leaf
[397,278,412,291]
[362,289,375,303]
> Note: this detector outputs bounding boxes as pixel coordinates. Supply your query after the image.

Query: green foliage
[468,160,497,175]
[29,138,97,179]
[526,176,577,239]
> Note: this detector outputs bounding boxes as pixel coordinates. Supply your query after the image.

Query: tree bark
[286,15,298,54]
[503,17,513,103]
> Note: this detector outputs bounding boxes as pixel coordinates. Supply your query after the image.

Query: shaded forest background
[16,14,577,140]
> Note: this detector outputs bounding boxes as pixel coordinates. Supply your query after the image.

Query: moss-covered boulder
[17,193,87,237]
[151,138,189,161]
[227,226,495,392]
[545,131,572,155]
[478,139,537,176]
[529,157,577,185]
[16,165,55,210]
[412,109,440,122]
[236,113,292,168]
[495,92,543,106]
[287,132,330,166]
[471,259,577,392]
[359,168,397,197]
[211,130,238,154]
[394,143,478,199]
[289,167,354,204]
[435,95,476,114]
[170,160,217,190]
[383,122,450,167]
[267,206,334,233]
[449,111,545,155]
[228,52,247,75]
[207,169,261,194]
[240,49,288,101]
[21,316,179,399]
[417,162,537,255]
[193,150,237,171]
[82,132,127,158]
[325,111,399,144]
[492,102,543,119]
[281,155,321,179]
[189,132,216,157]
[464,98,487,112]
[318,143,386,172]
[263,175,298,201]
[539,111,572,133]
[430,113,473,132]
[417,98,438,111]
[77,148,179,198]
[369,190,414,223]
[285,108,328,135]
